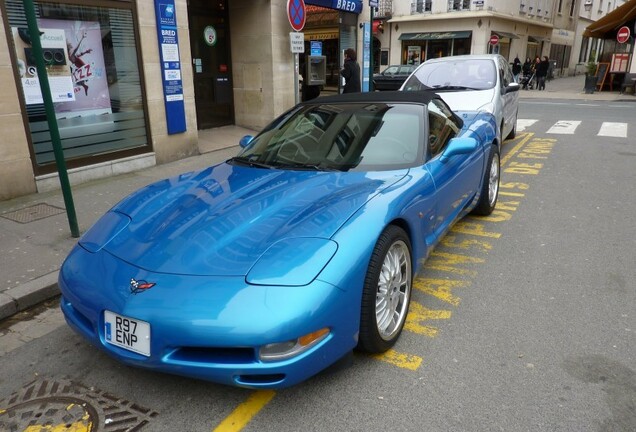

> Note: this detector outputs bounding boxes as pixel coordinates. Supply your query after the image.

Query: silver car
[401,54,520,146]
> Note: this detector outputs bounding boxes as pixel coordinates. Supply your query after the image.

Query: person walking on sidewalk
[535,56,550,91]
[512,57,522,83]
[341,48,361,93]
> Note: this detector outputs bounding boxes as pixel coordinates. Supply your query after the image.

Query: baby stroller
[520,71,535,90]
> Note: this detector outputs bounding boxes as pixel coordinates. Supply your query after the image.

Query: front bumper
[58,246,359,388]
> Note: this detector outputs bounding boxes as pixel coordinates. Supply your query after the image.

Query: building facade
[0,0,364,201]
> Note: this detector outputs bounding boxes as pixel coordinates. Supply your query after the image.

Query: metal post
[294,53,300,105]
[369,6,374,91]
[23,0,80,238]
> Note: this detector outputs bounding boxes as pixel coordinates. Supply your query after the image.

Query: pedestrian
[535,56,550,90]
[512,57,521,83]
[341,48,361,93]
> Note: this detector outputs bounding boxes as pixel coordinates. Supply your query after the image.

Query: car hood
[434,89,496,114]
[100,163,407,276]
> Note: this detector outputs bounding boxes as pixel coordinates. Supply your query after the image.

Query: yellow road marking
[451,221,502,238]
[405,301,452,337]
[499,191,525,197]
[413,278,470,306]
[440,235,493,252]
[213,390,276,432]
[372,349,423,371]
[23,416,92,432]
[501,132,534,166]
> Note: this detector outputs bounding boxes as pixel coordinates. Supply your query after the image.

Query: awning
[492,31,519,40]
[399,31,472,41]
[528,36,546,44]
[584,0,636,38]
[304,29,339,41]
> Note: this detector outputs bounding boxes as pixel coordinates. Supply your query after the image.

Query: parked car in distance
[401,54,519,144]
[58,91,499,389]
[373,64,417,91]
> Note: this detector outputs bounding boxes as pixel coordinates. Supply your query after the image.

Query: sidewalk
[0,75,633,321]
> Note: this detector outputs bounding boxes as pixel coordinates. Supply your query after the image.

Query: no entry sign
[288,0,306,32]
[489,34,499,45]
[617,26,630,44]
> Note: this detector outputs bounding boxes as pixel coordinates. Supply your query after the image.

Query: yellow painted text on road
[451,221,502,238]
[373,349,423,371]
[413,278,470,306]
[405,300,452,337]
[440,236,493,253]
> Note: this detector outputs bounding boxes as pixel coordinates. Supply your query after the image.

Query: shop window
[4,0,150,173]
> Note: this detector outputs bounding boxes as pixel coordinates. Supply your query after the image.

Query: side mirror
[504,82,520,94]
[439,137,478,163]
[239,135,254,148]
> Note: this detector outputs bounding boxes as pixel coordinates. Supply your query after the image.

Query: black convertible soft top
[301,90,439,106]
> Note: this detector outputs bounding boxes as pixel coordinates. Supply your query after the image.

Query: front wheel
[471,144,500,216]
[357,226,412,353]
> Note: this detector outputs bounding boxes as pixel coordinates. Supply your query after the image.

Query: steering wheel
[277,140,311,163]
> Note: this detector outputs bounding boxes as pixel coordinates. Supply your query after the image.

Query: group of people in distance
[513,55,550,90]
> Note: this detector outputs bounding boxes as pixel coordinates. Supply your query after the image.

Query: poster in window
[407,46,421,65]
[40,19,112,118]
[11,27,75,105]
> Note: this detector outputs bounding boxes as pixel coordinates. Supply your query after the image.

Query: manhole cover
[1,203,66,224]
[0,379,158,431]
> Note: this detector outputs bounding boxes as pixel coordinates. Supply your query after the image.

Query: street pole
[369,5,374,91]
[23,0,80,238]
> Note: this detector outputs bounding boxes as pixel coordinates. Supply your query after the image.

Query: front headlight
[246,237,337,286]
[259,328,330,361]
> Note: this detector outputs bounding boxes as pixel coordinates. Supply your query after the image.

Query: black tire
[357,225,412,353]
[471,144,500,216]
[506,112,518,140]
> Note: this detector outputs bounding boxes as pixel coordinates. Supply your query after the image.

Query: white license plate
[104,311,151,356]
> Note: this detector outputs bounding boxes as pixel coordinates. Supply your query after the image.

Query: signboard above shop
[305,0,363,14]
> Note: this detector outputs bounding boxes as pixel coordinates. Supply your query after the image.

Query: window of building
[448,0,471,11]
[412,0,432,13]
[3,0,150,174]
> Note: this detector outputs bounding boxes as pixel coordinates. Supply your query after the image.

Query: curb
[0,271,60,321]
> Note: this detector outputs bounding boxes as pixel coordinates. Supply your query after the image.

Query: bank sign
[154,0,186,134]
[305,0,363,13]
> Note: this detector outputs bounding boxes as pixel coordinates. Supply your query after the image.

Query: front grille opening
[169,346,256,364]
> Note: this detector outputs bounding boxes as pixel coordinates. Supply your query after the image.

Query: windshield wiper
[432,85,480,91]
[273,161,341,172]
[227,156,273,169]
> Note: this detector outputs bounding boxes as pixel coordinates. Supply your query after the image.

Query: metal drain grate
[0,203,66,224]
[0,378,158,431]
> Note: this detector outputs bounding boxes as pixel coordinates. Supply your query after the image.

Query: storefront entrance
[188,0,233,129]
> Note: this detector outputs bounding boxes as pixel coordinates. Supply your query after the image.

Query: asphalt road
[1,99,635,431]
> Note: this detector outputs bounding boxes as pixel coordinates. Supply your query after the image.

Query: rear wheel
[358,226,412,353]
[471,144,500,216]
[506,111,518,140]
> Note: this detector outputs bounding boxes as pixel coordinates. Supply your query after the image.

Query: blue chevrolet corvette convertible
[59,91,499,389]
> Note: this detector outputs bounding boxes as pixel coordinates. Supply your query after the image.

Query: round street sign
[287,0,306,32]
[489,34,499,45]
[617,26,630,44]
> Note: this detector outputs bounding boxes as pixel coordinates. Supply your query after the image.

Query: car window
[398,66,412,75]
[384,66,399,75]
[403,59,496,91]
[427,99,460,158]
[237,103,425,171]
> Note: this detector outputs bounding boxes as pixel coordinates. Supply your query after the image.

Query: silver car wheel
[375,240,412,341]
[488,151,500,208]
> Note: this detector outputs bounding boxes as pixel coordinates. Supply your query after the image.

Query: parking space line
[213,391,276,432]
[501,132,534,166]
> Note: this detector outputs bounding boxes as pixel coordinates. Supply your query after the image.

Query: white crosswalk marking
[547,120,582,134]
[515,119,537,132]
[598,122,628,138]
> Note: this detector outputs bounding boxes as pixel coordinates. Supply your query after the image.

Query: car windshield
[232,102,424,172]
[402,59,496,91]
